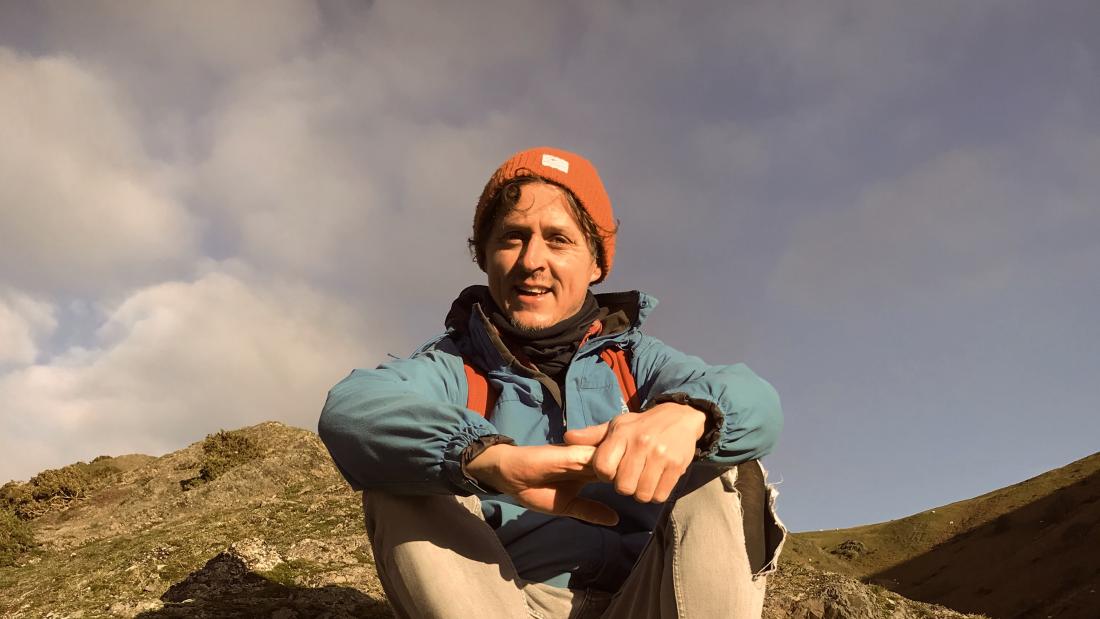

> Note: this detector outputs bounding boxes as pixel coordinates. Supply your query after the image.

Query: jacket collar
[445,285,657,372]
[592,290,657,329]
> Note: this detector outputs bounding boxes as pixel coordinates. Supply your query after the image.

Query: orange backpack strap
[584,319,640,412]
[463,318,637,418]
[463,359,499,419]
[599,346,640,412]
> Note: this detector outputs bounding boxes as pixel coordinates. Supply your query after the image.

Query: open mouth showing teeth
[516,286,550,296]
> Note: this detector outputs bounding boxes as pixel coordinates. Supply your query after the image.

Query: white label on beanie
[541,153,570,174]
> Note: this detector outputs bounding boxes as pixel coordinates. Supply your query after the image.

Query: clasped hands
[465,402,706,526]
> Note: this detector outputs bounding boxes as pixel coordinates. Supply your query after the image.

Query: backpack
[463,319,641,418]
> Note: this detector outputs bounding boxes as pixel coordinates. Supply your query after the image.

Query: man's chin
[508,313,554,334]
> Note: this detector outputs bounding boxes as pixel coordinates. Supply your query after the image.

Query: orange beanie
[473,146,616,283]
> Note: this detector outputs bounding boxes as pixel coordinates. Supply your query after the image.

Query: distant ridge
[789,451,1100,618]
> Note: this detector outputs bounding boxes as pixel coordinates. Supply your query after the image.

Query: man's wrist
[649,392,724,457]
[684,406,707,441]
[465,442,517,492]
[460,435,514,494]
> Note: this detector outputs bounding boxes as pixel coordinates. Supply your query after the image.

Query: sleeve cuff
[649,392,724,459]
[454,434,515,495]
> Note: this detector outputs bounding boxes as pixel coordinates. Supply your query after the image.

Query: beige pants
[363,461,786,619]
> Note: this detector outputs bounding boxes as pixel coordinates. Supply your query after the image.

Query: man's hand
[466,443,619,526]
[564,402,706,504]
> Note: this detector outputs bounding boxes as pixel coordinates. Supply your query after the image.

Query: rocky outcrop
[764,564,982,619]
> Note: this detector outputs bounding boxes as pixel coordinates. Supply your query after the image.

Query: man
[319,146,786,618]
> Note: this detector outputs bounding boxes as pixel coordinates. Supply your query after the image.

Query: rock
[286,537,328,562]
[829,539,868,560]
[161,552,260,604]
[763,564,980,619]
[228,537,283,572]
[134,600,163,614]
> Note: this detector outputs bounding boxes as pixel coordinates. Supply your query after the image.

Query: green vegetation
[0,458,120,520]
[263,559,321,587]
[181,429,263,490]
[199,429,263,482]
[0,457,126,565]
[0,481,33,520]
[0,508,35,566]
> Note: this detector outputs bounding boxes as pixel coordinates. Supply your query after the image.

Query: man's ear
[589,262,602,283]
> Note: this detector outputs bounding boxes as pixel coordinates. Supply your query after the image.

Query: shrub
[28,467,92,503]
[0,508,35,566]
[200,430,263,482]
[829,539,868,560]
[0,481,34,520]
[0,460,120,520]
[182,430,263,490]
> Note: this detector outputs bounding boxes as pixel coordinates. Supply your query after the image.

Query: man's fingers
[612,451,646,497]
[562,497,619,527]
[632,459,666,503]
[554,445,598,475]
[652,466,685,503]
[563,422,609,446]
[591,437,627,482]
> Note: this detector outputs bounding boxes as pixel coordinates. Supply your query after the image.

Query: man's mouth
[514,285,551,298]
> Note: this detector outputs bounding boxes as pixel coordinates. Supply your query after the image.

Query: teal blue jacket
[318,290,782,590]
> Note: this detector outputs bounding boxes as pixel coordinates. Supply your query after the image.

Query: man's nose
[519,237,548,272]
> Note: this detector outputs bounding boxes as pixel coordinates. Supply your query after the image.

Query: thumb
[562,497,620,527]
[564,422,609,446]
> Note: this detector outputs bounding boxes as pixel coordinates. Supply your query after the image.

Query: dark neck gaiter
[489,293,602,381]
[447,286,602,382]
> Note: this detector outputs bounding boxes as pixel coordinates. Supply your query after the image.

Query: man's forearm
[462,442,617,525]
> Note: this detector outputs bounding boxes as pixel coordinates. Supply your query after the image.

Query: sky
[1,1,1098,532]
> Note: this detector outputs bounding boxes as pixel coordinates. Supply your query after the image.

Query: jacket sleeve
[629,334,782,465]
[317,345,501,495]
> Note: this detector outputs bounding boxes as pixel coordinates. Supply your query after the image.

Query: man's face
[486,182,602,332]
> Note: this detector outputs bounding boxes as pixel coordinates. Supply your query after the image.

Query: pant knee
[669,460,786,578]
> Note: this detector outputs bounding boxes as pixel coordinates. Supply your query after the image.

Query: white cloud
[192,42,531,303]
[0,267,375,483]
[0,290,57,367]
[196,63,383,277]
[0,49,197,296]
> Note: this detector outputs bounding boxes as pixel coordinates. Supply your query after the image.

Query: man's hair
[468,176,613,269]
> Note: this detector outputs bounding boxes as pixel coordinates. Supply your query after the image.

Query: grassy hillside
[0,423,389,618]
[1,422,988,618]
[792,452,1100,618]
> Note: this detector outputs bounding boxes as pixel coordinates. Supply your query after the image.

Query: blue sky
[1,1,1097,532]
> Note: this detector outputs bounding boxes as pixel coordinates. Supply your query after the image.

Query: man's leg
[363,491,532,618]
[600,460,787,619]
[364,491,587,619]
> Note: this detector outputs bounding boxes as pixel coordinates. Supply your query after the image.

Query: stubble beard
[509,315,551,334]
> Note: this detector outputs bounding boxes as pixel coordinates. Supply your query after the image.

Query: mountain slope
[791,452,1100,618]
[2,422,984,618]
[0,423,388,618]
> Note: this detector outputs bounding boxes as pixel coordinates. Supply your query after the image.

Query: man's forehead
[496,184,580,227]
[515,181,568,206]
